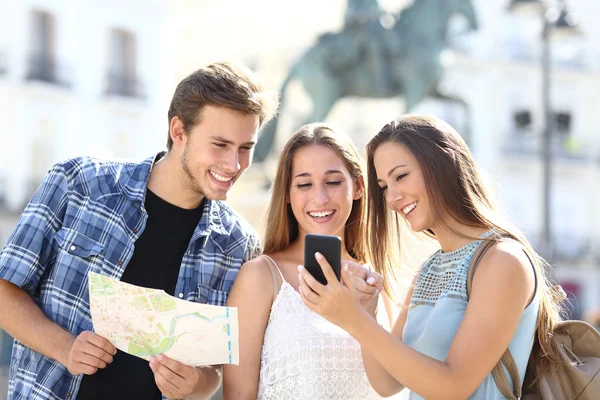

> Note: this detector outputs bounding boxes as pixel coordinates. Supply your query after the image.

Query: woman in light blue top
[297,115,564,399]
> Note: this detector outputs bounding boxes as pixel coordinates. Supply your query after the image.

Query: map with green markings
[88,272,239,366]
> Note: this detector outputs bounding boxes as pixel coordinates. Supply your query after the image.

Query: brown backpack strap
[466,232,524,400]
[492,351,522,400]
[466,237,498,298]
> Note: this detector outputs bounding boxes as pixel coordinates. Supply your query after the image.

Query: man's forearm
[0,279,74,366]
[187,365,223,400]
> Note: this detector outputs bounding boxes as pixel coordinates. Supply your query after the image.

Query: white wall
[0,0,168,210]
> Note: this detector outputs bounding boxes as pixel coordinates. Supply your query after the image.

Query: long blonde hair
[263,123,367,262]
[365,114,564,381]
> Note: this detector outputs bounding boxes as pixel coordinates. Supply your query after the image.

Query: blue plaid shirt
[0,153,261,400]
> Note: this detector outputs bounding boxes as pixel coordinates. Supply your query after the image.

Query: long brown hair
[263,123,367,262]
[365,114,564,381]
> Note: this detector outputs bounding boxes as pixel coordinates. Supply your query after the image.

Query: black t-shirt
[77,189,203,400]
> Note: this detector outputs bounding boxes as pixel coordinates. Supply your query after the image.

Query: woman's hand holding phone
[298,252,384,332]
[298,252,365,331]
[302,234,382,317]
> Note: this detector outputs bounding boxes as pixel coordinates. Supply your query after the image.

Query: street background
[0,0,599,398]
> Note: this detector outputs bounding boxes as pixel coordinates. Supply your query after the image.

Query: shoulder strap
[492,353,522,400]
[465,237,498,299]
[261,255,283,302]
[466,232,524,400]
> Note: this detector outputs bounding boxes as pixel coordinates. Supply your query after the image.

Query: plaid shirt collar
[119,152,227,237]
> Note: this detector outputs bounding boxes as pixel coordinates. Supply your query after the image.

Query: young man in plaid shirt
[0,62,278,400]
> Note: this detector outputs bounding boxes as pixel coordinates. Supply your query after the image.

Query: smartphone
[303,234,342,285]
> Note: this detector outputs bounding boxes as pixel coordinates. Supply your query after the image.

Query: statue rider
[343,0,395,96]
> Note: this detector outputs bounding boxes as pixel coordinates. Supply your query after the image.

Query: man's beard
[181,143,206,197]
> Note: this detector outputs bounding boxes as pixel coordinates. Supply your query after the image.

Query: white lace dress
[257,256,381,400]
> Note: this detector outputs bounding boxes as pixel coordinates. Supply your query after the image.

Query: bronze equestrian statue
[254,0,479,163]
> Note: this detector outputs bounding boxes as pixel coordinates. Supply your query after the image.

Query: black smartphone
[303,234,342,285]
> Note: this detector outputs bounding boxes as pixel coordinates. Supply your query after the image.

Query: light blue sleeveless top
[402,232,540,399]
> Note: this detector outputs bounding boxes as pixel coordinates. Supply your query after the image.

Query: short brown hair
[166,62,279,150]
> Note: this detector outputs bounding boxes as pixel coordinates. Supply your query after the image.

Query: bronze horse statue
[254,0,479,162]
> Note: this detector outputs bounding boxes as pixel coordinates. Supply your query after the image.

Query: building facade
[431,0,600,319]
[0,0,170,212]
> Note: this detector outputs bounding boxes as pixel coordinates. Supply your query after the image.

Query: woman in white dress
[223,123,384,400]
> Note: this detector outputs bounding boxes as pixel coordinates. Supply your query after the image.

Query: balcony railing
[25,54,70,87]
[502,131,591,161]
[504,38,587,70]
[527,233,592,264]
[552,236,591,263]
[105,71,144,99]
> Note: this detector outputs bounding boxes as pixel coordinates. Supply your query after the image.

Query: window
[27,10,58,83]
[503,109,536,154]
[514,109,532,131]
[554,111,572,137]
[106,29,141,98]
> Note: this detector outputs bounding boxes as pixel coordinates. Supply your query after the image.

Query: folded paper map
[88,271,239,366]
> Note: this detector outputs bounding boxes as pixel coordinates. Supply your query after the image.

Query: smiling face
[373,141,436,233]
[176,105,259,201]
[289,144,361,241]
